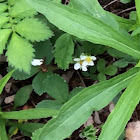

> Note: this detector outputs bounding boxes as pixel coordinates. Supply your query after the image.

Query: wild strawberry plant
[0,0,140,140]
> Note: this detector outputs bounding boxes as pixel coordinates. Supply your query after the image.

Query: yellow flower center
[85,57,92,63]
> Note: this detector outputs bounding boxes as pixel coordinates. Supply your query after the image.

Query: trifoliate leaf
[0,3,8,13]
[97,73,106,82]
[97,59,106,72]
[6,33,35,74]
[54,33,74,69]
[36,100,63,110]
[44,74,69,103]
[104,65,118,76]
[10,0,37,18]
[0,14,9,29]
[15,18,53,42]
[14,85,33,108]
[34,40,54,64]
[32,72,53,95]
[7,66,39,80]
[0,29,12,54]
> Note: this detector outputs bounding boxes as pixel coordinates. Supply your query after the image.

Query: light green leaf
[44,74,69,103]
[7,66,39,80]
[0,3,8,13]
[1,108,59,120]
[54,33,74,69]
[6,33,35,73]
[99,70,140,140]
[0,29,12,54]
[27,0,140,59]
[70,0,119,29]
[31,68,139,140]
[36,100,63,110]
[0,14,9,29]
[0,70,14,95]
[131,26,140,36]
[32,72,53,95]
[69,87,84,99]
[8,0,16,5]
[14,85,33,108]
[135,0,140,23]
[10,0,37,18]
[0,119,8,140]
[15,18,53,42]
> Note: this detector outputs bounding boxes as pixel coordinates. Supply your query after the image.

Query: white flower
[31,59,43,66]
[74,54,96,71]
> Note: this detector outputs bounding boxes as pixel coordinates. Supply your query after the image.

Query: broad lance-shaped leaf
[135,0,140,23]
[0,3,8,13]
[70,0,134,31]
[54,33,74,69]
[31,68,139,140]
[99,70,140,140]
[6,33,35,74]
[27,0,140,59]
[0,70,14,95]
[15,18,53,42]
[0,29,12,54]
[10,0,37,19]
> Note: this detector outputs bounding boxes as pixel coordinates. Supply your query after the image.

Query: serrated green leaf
[0,70,14,95]
[34,40,54,64]
[44,74,69,103]
[8,0,16,5]
[99,70,140,140]
[104,65,118,76]
[0,15,9,29]
[15,18,53,42]
[7,66,39,80]
[10,0,37,18]
[97,59,106,72]
[6,33,35,73]
[54,33,74,69]
[97,73,106,82]
[0,29,12,54]
[14,85,33,108]
[32,72,53,95]
[36,100,63,110]
[0,3,8,13]
[26,0,140,59]
[31,68,139,140]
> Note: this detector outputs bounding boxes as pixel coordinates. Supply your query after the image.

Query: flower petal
[82,66,88,71]
[74,63,81,70]
[80,55,87,60]
[88,61,94,66]
[73,58,80,61]
[82,61,88,66]
[31,59,43,66]
[91,56,97,60]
